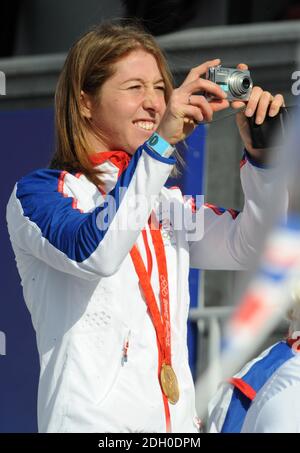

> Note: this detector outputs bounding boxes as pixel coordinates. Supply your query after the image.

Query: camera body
[207,65,253,101]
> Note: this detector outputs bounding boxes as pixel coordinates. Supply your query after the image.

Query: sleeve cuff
[242,149,270,169]
[143,143,177,165]
[145,132,175,157]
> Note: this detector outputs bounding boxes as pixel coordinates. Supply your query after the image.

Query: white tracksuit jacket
[6,142,282,433]
[207,341,300,433]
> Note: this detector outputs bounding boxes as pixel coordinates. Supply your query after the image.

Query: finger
[183,59,221,85]
[231,100,247,110]
[236,63,248,71]
[188,95,214,122]
[209,99,230,112]
[183,117,198,131]
[182,77,227,100]
[269,94,285,117]
[255,91,273,124]
[244,86,263,117]
[182,105,204,123]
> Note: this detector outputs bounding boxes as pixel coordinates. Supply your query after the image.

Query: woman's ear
[80,90,93,119]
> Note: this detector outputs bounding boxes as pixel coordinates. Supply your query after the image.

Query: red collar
[89,151,132,177]
[287,336,300,352]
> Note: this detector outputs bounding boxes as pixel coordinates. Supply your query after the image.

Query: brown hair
[50,20,179,185]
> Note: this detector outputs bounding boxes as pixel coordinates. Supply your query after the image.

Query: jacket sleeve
[6,144,175,280]
[188,154,288,270]
[241,382,300,433]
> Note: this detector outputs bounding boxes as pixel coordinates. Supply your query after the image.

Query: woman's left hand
[231,63,285,162]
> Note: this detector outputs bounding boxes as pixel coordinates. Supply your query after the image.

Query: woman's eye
[129,85,142,90]
[156,86,165,91]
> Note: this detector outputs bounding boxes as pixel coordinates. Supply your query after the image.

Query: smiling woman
[50,21,174,186]
[6,19,286,434]
[80,49,167,154]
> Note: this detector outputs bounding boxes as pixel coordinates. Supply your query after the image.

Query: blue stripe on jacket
[16,145,175,263]
[222,341,294,433]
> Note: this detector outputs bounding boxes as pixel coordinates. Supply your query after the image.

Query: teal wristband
[146,133,174,157]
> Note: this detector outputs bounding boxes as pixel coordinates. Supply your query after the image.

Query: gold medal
[160,363,180,404]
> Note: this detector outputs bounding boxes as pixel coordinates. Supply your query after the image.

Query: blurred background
[0,0,299,432]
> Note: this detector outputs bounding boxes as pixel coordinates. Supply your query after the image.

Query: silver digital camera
[207,65,253,101]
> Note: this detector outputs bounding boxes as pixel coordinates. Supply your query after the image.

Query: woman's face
[85,49,167,154]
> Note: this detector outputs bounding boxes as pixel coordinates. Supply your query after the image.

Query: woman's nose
[142,89,160,111]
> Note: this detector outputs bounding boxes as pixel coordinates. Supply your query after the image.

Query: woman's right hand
[156,59,229,144]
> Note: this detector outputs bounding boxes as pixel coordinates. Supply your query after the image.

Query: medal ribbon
[130,214,172,366]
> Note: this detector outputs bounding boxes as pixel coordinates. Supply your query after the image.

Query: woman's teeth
[134,121,154,131]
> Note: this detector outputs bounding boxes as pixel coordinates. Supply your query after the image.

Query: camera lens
[242,77,250,90]
[228,71,252,98]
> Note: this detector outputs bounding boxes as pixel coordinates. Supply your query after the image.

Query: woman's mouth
[133,120,155,131]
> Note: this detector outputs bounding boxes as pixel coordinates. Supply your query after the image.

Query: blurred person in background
[6,20,285,432]
[208,295,300,433]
